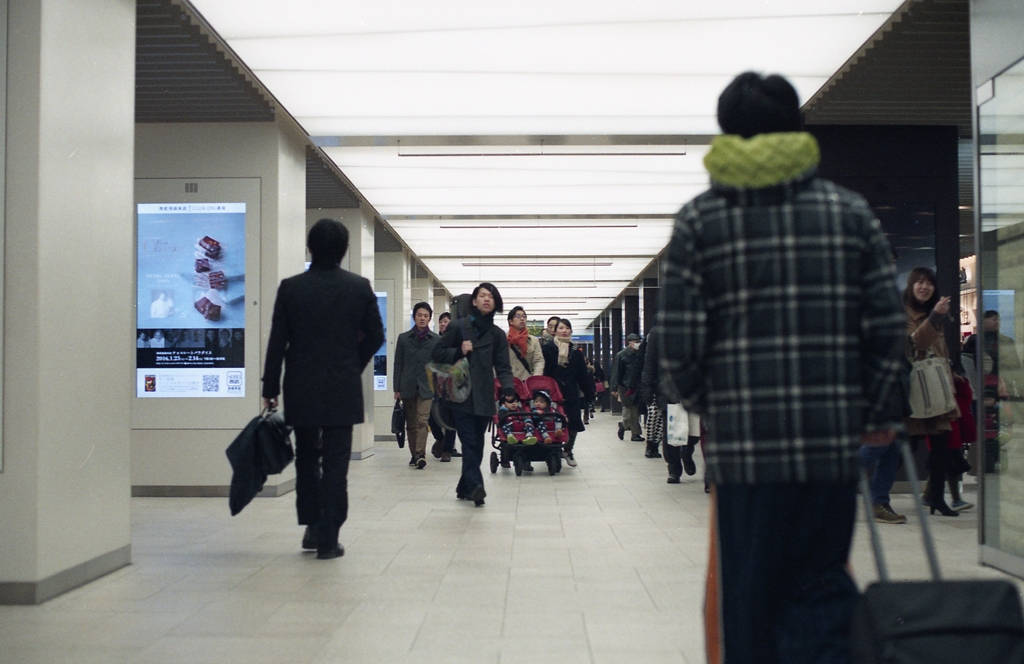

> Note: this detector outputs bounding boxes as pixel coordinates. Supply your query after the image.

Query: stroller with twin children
[489,375,569,476]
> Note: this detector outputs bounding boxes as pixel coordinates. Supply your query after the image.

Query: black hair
[507,306,525,322]
[557,318,573,332]
[472,282,503,313]
[438,312,451,322]
[983,310,1000,319]
[412,301,433,318]
[547,316,560,325]
[717,72,802,138]
[532,389,551,407]
[307,218,349,266]
[902,267,940,312]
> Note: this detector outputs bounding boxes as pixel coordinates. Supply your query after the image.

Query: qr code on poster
[202,375,219,393]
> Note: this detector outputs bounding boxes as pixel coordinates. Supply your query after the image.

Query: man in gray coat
[394,302,440,466]
[611,333,644,441]
[263,219,384,560]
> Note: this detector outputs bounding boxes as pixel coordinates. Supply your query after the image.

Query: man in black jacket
[611,334,644,441]
[262,219,384,559]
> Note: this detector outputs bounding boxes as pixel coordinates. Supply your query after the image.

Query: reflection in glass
[978,57,1024,558]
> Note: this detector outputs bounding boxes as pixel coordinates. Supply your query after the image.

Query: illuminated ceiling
[189,0,906,326]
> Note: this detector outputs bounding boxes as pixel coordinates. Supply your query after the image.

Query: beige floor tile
[3,417,1019,664]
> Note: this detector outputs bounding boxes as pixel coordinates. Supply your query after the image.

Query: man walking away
[611,333,644,441]
[659,72,904,663]
[263,219,385,560]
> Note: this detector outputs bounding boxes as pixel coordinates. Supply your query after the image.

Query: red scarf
[507,326,529,358]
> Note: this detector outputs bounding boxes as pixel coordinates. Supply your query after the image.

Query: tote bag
[425,318,473,404]
[908,353,957,419]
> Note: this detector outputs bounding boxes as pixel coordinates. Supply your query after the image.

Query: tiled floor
[0,414,1016,663]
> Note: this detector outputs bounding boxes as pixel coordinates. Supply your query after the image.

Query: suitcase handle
[859,437,942,583]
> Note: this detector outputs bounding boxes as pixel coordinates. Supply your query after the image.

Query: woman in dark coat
[542,318,596,467]
[432,283,516,506]
[262,219,384,559]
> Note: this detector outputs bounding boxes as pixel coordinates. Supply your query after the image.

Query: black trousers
[294,425,353,546]
[428,412,458,453]
[910,432,952,503]
[452,410,490,495]
[709,482,858,664]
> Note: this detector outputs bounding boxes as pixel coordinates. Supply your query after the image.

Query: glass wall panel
[978,57,1024,558]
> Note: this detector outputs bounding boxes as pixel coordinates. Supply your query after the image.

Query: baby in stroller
[499,396,537,446]
[531,389,567,444]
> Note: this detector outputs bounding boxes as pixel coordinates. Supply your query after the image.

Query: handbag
[425,318,473,403]
[851,439,1024,663]
[256,408,294,475]
[594,381,605,394]
[908,349,957,419]
[391,399,406,448]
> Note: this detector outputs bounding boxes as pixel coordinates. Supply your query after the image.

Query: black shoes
[470,485,486,507]
[451,449,463,458]
[631,435,645,442]
[617,422,625,440]
[431,441,443,458]
[667,475,681,484]
[316,544,344,559]
[415,455,427,469]
[408,457,417,466]
[681,446,697,476]
[929,498,960,516]
[645,445,661,459]
[301,525,318,551]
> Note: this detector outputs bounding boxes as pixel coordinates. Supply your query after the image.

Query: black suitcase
[851,440,1024,663]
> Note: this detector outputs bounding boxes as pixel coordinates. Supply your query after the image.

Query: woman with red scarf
[506,306,545,381]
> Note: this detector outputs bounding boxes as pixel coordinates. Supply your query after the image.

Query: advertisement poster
[136,203,246,397]
[374,292,388,390]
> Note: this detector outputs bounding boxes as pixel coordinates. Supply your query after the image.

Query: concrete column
[611,308,624,415]
[0,0,135,604]
[373,244,411,441]
[643,277,659,336]
[624,292,640,338]
[433,286,449,332]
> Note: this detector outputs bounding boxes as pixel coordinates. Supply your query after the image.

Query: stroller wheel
[490,451,499,474]
[546,455,557,476]
[513,453,523,477]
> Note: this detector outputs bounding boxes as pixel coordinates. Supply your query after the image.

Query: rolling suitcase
[851,439,1024,663]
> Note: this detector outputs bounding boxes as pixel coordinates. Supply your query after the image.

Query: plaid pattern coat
[658,141,905,484]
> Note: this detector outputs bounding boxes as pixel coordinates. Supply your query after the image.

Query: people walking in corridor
[262,218,385,560]
[611,334,643,441]
[658,72,905,663]
[394,302,440,468]
[432,283,516,506]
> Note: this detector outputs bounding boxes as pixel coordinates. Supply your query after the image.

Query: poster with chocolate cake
[136,203,246,398]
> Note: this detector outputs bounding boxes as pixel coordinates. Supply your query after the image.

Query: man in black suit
[262,219,384,559]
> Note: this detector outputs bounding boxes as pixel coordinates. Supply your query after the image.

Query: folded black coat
[226,411,294,516]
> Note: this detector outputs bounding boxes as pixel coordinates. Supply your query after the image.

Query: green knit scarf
[703,132,820,189]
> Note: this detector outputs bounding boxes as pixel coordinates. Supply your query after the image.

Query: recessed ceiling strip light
[461,261,613,267]
[440,224,638,229]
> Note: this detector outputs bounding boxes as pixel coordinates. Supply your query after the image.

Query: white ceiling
[190,0,904,326]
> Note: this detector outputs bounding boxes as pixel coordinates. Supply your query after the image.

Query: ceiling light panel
[193,1,904,37]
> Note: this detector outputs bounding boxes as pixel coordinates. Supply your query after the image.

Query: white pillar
[0,0,135,604]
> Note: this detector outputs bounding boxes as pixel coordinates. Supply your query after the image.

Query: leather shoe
[301,525,318,551]
[631,435,645,442]
[470,485,486,507]
[451,449,463,457]
[431,440,443,458]
[617,422,625,440]
[667,475,680,484]
[440,452,451,462]
[681,446,697,476]
[316,544,344,560]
